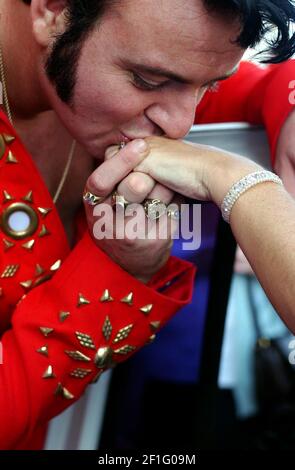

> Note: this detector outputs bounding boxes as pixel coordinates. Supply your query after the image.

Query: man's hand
[83,139,178,284]
[275,109,295,197]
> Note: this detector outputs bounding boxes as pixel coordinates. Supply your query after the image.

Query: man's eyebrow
[202,66,239,86]
[124,60,239,85]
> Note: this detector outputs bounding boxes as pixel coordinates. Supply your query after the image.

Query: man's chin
[78,135,120,160]
[80,140,107,160]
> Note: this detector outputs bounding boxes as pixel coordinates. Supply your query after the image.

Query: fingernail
[132,139,147,152]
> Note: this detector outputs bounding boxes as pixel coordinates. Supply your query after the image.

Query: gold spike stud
[77,293,90,307]
[102,316,112,341]
[147,334,156,344]
[59,311,70,322]
[39,326,54,337]
[42,365,56,379]
[120,292,134,306]
[50,260,62,271]
[3,134,15,144]
[76,331,96,350]
[22,190,34,203]
[20,279,33,290]
[100,289,114,303]
[37,207,52,218]
[113,324,134,344]
[139,304,153,315]
[70,368,92,379]
[54,383,63,396]
[35,264,45,276]
[6,150,18,164]
[3,190,14,203]
[54,383,74,400]
[36,345,48,357]
[150,321,161,332]
[0,134,6,159]
[21,239,35,251]
[38,224,50,238]
[3,239,15,251]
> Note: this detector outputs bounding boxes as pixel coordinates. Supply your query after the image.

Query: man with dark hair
[0,0,293,449]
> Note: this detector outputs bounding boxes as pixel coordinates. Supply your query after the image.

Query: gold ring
[83,189,105,206]
[111,191,131,211]
[143,198,167,220]
[119,141,126,150]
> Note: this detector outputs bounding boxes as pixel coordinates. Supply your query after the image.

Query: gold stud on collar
[37,207,52,218]
[35,264,45,276]
[6,151,18,164]
[3,134,15,144]
[39,326,54,337]
[22,191,34,203]
[36,345,49,357]
[38,224,50,238]
[55,383,74,400]
[3,238,15,251]
[100,289,114,303]
[150,321,161,332]
[3,190,14,203]
[59,311,70,322]
[120,292,134,306]
[42,365,56,379]
[21,239,35,251]
[139,304,153,315]
[50,260,62,271]
[20,279,33,290]
[77,293,90,307]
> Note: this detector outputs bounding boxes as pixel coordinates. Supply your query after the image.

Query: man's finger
[105,145,120,160]
[116,172,156,203]
[87,139,149,197]
[146,183,174,204]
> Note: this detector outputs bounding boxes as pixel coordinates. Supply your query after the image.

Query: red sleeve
[195,60,295,166]
[0,231,195,449]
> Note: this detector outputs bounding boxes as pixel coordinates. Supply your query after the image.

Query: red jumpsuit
[0,60,294,449]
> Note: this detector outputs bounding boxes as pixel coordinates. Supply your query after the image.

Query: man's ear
[30,0,68,47]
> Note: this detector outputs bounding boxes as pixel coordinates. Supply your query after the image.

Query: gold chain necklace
[0,46,76,205]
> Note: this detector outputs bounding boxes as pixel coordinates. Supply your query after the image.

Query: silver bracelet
[221,170,283,223]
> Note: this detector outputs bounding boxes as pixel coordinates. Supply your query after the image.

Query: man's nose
[145,87,200,140]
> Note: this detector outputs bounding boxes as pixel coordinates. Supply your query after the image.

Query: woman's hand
[83,139,179,283]
[135,136,262,207]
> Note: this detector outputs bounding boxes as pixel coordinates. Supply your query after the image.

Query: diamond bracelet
[221,170,283,223]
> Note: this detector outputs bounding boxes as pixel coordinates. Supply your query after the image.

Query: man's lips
[119,132,131,144]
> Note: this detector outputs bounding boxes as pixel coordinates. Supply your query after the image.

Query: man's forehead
[108,0,243,80]
[112,0,241,46]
